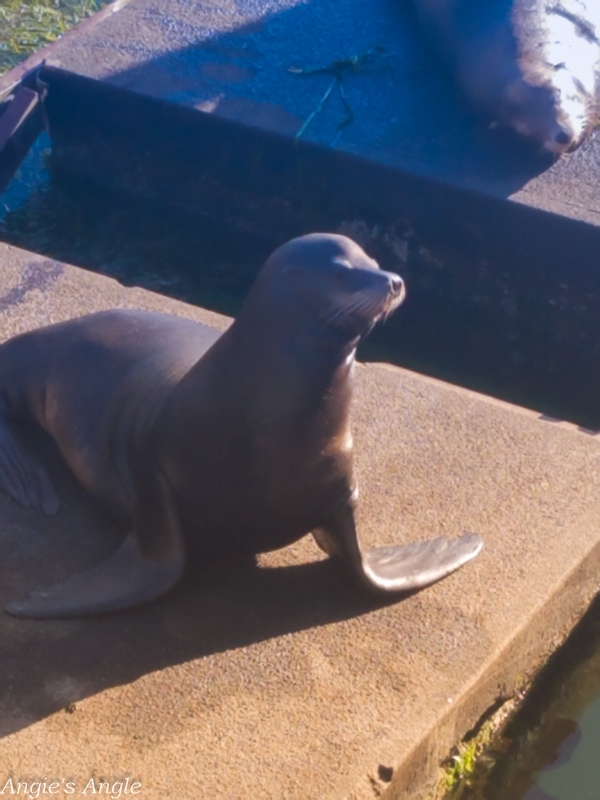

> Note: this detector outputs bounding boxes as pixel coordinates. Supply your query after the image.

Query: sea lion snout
[539,119,580,156]
[379,270,406,319]
[360,268,406,319]
[537,116,588,156]
[323,264,405,338]
[554,129,572,147]
[385,272,406,304]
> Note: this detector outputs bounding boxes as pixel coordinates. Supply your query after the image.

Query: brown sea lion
[0,233,482,618]
[411,0,600,155]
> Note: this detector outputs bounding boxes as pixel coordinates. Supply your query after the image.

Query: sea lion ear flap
[330,258,353,270]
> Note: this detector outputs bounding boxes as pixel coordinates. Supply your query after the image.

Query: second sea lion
[411,0,600,154]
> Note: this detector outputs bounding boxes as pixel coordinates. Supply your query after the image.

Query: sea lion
[0,233,482,618]
[411,0,600,154]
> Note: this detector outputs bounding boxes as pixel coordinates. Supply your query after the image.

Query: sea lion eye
[331,258,353,270]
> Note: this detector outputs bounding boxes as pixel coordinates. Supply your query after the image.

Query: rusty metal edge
[0,0,132,99]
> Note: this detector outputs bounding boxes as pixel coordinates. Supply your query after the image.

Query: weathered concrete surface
[1,242,600,799]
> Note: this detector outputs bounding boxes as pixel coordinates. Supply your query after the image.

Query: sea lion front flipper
[0,415,59,515]
[313,506,482,593]
[361,535,483,591]
[6,469,186,618]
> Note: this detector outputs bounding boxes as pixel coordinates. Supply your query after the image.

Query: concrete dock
[1,243,600,798]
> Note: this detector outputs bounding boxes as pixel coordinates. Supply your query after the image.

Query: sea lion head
[505,7,600,156]
[541,66,598,155]
[502,74,595,156]
[242,233,406,343]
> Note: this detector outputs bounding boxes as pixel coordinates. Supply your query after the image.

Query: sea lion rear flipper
[5,468,185,618]
[0,416,59,515]
[5,534,185,618]
[313,507,482,593]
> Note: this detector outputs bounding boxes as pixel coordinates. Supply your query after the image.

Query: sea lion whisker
[317,288,388,335]
[315,294,365,332]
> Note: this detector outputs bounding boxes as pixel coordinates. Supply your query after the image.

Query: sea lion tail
[0,416,59,515]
